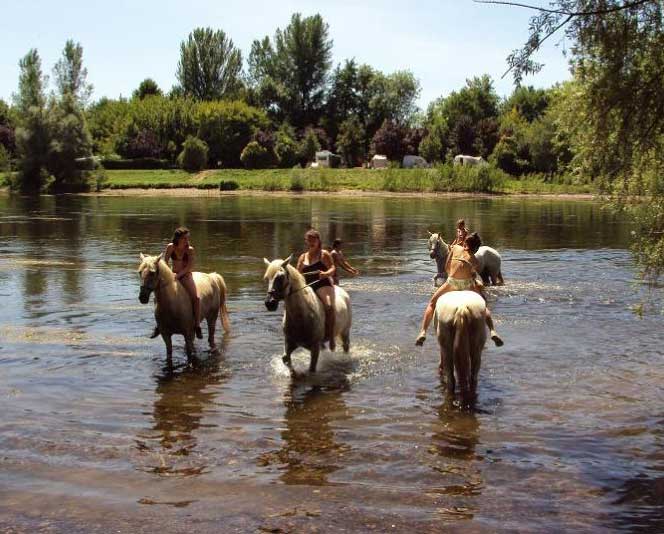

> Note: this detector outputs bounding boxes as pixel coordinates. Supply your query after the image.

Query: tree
[13,49,50,192]
[176,28,243,101]
[248,13,333,128]
[501,85,550,122]
[489,0,664,278]
[299,128,321,164]
[133,78,162,100]
[371,120,405,162]
[336,117,365,167]
[53,40,93,106]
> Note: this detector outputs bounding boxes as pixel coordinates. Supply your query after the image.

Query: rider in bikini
[297,229,337,350]
[330,238,359,285]
[415,231,503,347]
[149,227,202,340]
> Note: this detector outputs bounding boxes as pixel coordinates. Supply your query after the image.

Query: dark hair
[305,229,321,241]
[172,226,190,246]
[332,238,342,248]
[465,232,482,253]
[456,218,466,229]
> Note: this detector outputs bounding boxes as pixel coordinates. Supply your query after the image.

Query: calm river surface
[1,193,663,533]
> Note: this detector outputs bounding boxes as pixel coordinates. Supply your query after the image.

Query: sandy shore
[77,187,598,201]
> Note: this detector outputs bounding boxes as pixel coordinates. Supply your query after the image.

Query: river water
[1,193,663,533]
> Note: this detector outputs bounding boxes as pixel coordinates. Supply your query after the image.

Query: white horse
[434,290,487,406]
[427,231,504,286]
[138,253,230,360]
[263,256,352,374]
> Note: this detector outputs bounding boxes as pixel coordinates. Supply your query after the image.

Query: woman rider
[297,229,337,350]
[151,227,202,340]
[415,232,503,347]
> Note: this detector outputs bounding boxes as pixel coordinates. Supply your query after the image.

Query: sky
[0,0,572,108]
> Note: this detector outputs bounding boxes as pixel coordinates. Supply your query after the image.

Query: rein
[287,270,322,295]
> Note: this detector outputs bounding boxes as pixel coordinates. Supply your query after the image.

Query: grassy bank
[5,167,598,195]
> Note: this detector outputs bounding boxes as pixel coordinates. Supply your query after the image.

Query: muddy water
[1,193,663,533]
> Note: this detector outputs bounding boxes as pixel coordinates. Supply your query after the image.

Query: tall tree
[13,49,50,192]
[53,40,93,106]
[248,13,333,127]
[176,28,243,101]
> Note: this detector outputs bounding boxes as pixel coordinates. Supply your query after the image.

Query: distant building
[402,155,430,168]
[371,154,389,169]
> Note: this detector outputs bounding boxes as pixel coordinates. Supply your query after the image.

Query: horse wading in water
[263,256,352,374]
[138,253,230,360]
[427,231,504,286]
[435,290,487,407]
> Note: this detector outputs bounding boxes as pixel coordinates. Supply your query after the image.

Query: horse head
[428,231,447,260]
[263,255,293,311]
[138,253,162,304]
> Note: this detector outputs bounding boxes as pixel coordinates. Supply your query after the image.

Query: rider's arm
[319,250,336,278]
[296,253,305,273]
[176,246,195,279]
[340,255,359,275]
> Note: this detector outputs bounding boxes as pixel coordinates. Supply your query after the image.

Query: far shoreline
[0,186,599,201]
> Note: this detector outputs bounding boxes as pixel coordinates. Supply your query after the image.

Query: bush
[490,137,521,175]
[219,180,239,191]
[101,157,172,169]
[0,144,10,172]
[177,136,208,172]
[240,141,272,169]
[116,126,163,159]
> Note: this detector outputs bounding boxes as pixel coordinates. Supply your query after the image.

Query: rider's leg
[316,285,336,351]
[181,274,202,339]
[472,285,503,346]
[416,282,452,346]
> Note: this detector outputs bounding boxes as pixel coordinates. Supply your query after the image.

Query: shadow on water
[135,339,230,478]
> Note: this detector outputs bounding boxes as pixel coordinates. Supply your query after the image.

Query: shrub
[177,136,208,172]
[117,126,163,159]
[0,145,9,173]
[240,141,272,169]
[490,137,521,175]
[219,180,239,191]
[299,128,321,165]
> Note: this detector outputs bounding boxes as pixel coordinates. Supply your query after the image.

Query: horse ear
[427,230,433,236]
[140,252,145,261]
[281,254,293,268]
[263,258,271,266]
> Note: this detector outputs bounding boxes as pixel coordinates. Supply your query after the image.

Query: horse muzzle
[429,250,437,259]
[264,296,279,312]
[138,287,151,304]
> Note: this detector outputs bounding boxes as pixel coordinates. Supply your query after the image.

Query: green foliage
[46,93,94,192]
[176,28,243,101]
[0,144,9,172]
[240,141,272,169]
[219,179,239,190]
[490,137,522,175]
[196,100,268,167]
[53,40,93,106]
[501,86,550,122]
[299,128,321,164]
[274,125,299,168]
[133,78,162,100]
[248,13,333,127]
[177,136,208,172]
[86,97,131,155]
[101,157,172,170]
[336,117,365,167]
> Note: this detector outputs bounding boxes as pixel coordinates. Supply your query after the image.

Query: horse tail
[452,303,472,394]
[211,272,231,333]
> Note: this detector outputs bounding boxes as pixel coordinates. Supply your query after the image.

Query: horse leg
[497,270,504,285]
[309,345,320,374]
[342,330,350,353]
[185,335,195,362]
[207,313,217,350]
[283,339,296,369]
[162,333,173,360]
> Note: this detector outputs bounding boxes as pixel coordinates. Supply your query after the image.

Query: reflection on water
[1,192,663,532]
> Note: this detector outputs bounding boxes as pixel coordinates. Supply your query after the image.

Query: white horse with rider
[263,255,352,375]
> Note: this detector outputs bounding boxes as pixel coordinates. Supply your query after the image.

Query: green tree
[249,13,333,127]
[299,128,321,164]
[176,28,243,101]
[501,85,550,122]
[13,49,50,192]
[53,40,93,106]
[133,78,162,100]
[497,0,664,278]
[336,117,365,167]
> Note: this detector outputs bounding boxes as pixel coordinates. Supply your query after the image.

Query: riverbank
[99,168,598,195]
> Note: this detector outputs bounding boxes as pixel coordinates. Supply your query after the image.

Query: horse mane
[263,259,307,293]
[157,258,175,284]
